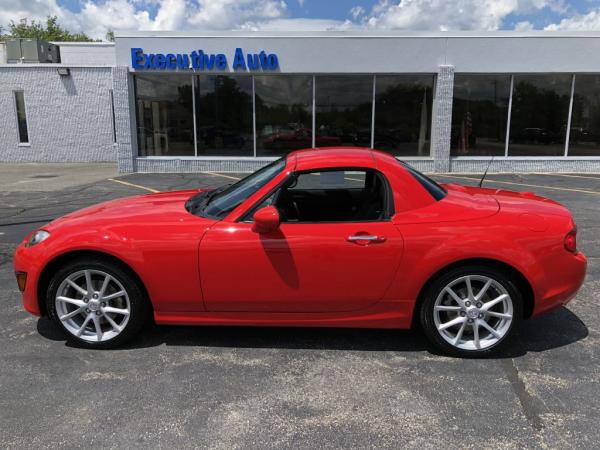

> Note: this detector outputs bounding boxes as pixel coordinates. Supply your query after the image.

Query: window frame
[13,90,30,146]
[239,166,395,224]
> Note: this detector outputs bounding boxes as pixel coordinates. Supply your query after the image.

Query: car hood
[44,189,212,231]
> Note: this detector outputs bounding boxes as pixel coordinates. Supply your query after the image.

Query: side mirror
[252,206,280,234]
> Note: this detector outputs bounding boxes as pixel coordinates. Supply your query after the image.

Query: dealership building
[2,31,600,173]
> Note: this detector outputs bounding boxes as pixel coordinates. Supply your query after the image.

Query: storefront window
[315,75,373,147]
[508,75,572,156]
[568,75,600,156]
[451,75,511,156]
[375,75,434,156]
[255,75,313,156]
[135,74,194,157]
[195,75,253,156]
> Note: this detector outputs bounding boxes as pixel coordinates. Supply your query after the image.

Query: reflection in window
[14,91,29,144]
[196,75,253,156]
[451,75,511,156]
[255,75,313,156]
[375,75,434,156]
[569,75,600,156]
[135,74,194,156]
[508,75,572,156]
[315,75,373,147]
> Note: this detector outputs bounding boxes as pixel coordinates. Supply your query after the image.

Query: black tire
[419,265,523,358]
[46,257,150,349]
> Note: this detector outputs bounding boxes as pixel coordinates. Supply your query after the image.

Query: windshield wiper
[204,184,231,206]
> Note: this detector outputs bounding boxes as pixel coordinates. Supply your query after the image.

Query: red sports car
[13,148,587,357]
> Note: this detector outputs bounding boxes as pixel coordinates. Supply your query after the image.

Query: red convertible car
[13,148,586,357]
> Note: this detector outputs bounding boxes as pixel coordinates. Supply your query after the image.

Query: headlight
[26,230,50,247]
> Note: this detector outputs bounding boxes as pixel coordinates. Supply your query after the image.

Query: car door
[199,168,404,313]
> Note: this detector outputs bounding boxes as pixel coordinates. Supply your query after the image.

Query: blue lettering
[155,54,166,69]
[176,54,190,70]
[247,53,259,70]
[216,54,227,70]
[232,48,246,70]
[131,48,145,69]
[203,52,215,70]
[259,51,268,69]
[267,53,278,70]
[166,54,177,69]
[191,51,201,70]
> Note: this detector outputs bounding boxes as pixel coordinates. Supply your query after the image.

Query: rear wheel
[420,266,522,357]
[46,258,149,349]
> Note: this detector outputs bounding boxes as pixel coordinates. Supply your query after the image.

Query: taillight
[564,227,577,253]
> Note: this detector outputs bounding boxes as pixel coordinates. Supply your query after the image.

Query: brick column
[112,66,137,173]
[431,65,454,173]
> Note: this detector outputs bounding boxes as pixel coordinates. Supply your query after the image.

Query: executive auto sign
[131,47,279,71]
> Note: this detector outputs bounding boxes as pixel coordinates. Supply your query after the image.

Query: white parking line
[108,178,160,193]
[205,172,242,181]
[436,174,600,196]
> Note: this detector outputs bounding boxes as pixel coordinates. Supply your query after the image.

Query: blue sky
[4,0,600,39]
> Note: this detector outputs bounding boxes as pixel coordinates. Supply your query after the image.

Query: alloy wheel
[433,275,514,351]
[55,269,131,342]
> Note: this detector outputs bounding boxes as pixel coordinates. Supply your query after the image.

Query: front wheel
[46,258,149,349]
[420,266,522,357]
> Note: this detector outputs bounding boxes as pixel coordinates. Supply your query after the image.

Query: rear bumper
[532,251,587,317]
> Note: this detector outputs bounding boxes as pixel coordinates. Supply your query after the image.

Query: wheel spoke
[104,314,122,333]
[56,296,86,308]
[479,319,502,339]
[472,321,480,349]
[434,305,462,312]
[76,314,93,336]
[465,276,475,300]
[453,320,467,345]
[59,308,84,321]
[84,270,93,294]
[486,311,512,320]
[66,279,87,296]
[475,279,492,302]
[444,287,465,307]
[481,294,508,311]
[102,306,129,316]
[103,291,126,301]
[92,315,103,341]
[438,316,465,331]
[99,274,111,298]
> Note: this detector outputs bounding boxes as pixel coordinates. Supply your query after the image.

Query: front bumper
[13,243,45,316]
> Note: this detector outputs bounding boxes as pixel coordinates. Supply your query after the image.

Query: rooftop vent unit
[6,39,61,64]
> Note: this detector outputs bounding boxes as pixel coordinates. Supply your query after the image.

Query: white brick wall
[0,66,117,162]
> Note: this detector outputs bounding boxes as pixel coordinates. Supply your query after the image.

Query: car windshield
[399,161,447,201]
[198,157,286,219]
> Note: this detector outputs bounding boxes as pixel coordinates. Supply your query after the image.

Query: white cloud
[364,0,567,31]
[0,0,596,40]
[350,5,365,20]
[544,9,600,30]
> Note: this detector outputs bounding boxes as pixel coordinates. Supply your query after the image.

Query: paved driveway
[1,168,598,448]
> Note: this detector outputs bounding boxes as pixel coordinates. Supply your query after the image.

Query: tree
[105,30,115,42]
[4,16,94,42]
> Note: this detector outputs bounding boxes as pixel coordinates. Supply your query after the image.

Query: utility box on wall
[6,39,61,63]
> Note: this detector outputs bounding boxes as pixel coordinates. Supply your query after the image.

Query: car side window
[268,169,388,223]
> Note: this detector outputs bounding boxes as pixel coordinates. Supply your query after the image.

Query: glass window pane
[508,75,572,156]
[196,75,253,156]
[255,75,313,156]
[375,75,434,156]
[135,74,194,157]
[14,91,29,143]
[451,75,511,156]
[569,75,600,156]
[315,75,373,147]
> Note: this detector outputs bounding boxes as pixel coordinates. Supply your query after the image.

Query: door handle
[347,235,386,243]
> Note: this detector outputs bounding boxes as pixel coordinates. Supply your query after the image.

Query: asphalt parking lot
[1,165,599,448]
